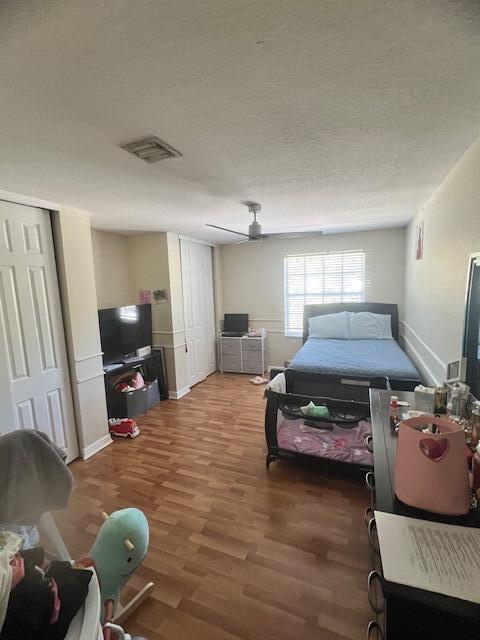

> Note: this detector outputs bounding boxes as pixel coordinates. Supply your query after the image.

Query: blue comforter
[288,338,420,380]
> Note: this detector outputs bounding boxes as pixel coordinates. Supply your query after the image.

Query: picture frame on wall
[415,221,424,260]
[138,289,151,304]
[153,289,168,304]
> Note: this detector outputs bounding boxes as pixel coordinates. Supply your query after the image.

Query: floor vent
[121,136,182,163]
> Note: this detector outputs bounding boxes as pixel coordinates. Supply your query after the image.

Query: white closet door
[180,240,216,388]
[0,201,79,461]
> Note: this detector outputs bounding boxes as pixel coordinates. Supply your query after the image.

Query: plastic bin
[108,386,147,418]
[145,379,160,409]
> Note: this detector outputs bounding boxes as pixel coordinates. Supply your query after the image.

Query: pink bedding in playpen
[276,417,373,465]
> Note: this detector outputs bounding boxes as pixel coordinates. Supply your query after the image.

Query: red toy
[108,418,140,439]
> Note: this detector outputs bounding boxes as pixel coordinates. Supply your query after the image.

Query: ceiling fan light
[248,220,262,238]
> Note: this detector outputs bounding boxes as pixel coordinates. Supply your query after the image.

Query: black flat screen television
[224,313,249,333]
[98,304,152,365]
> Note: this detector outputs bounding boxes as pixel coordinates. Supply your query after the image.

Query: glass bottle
[471,401,480,448]
[390,395,399,431]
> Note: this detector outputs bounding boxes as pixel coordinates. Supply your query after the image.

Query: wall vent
[121,136,182,163]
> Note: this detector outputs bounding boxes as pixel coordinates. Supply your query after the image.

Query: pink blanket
[277,417,373,465]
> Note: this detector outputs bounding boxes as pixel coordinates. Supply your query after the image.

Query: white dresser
[220,332,267,374]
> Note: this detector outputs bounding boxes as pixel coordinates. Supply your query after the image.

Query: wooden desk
[367,388,480,639]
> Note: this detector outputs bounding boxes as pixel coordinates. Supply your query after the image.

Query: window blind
[284,250,366,337]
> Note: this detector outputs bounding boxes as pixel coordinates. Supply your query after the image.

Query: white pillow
[308,312,350,339]
[348,312,393,340]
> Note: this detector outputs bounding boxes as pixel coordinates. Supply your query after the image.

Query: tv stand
[103,349,168,419]
[122,355,145,365]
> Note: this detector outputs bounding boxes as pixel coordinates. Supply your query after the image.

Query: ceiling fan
[206,202,323,243]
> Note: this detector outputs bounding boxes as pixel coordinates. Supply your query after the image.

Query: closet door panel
[181,240,216,388]
[0,201,78,461]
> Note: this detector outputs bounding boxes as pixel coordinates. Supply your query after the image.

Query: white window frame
[284,250,366,337]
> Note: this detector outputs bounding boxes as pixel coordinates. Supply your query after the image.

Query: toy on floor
[300,401,330,418]
[89,508,154,629]
[108,418,140,438]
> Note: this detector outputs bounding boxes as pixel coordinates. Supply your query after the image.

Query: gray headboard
[302,302,400,342]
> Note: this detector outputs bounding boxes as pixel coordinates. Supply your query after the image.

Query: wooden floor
[56,373,372,639]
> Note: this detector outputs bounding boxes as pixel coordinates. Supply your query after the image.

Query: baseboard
[168,386,190,400]
[268,365,285,372]
[81,434,112,460]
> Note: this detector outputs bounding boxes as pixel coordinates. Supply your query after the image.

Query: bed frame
[302,302,400,343]
[284,302,419,400]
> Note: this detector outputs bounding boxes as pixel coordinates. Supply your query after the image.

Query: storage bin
[241,339,262,351]
[221,338,241,355]
[108,386,147,418]
[145,379,160,409]
[221,355,241,372]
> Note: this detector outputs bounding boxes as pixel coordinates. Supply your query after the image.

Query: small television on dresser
[98,304,152,365]
[223,313,249,337]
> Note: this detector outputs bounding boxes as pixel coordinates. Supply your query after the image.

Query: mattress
[288,337,420,380]
[277,417,373,466]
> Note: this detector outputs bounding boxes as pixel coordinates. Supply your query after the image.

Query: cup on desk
[434,387,448,414]
[414,385,435,413]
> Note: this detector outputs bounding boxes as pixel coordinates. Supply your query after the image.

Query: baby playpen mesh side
[265,389,373,469]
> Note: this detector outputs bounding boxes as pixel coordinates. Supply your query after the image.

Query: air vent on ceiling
[121,136,182,163]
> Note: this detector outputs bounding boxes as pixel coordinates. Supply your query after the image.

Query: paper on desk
[374,511,480,603]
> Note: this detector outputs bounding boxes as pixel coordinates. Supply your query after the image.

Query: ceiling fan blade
[262,231,324,240]
[206,224,250,238]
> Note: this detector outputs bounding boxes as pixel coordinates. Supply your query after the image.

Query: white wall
[220,228,406,366]
[127,233,171,332]
[165,233,189,397]
[91,229,135,308]
[52,208,110,459]
[404,136,480,385]
[212,245,224,334]
[126,232,190,398]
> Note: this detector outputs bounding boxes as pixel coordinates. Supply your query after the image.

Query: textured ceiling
[0,0,479,242]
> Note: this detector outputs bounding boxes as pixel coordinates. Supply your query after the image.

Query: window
[284,250,366,337]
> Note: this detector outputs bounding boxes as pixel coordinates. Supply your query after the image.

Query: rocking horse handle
[103,599,116,640]
[104,622,129,640]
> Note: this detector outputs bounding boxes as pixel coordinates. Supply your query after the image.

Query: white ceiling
[0,0,479,243]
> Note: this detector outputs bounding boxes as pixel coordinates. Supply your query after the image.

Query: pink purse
[394,416,471,515]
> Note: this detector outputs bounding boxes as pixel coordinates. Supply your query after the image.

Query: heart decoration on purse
[419,438,449,462]
[395,415,471,515]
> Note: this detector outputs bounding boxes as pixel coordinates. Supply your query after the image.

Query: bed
[285,302,421,400]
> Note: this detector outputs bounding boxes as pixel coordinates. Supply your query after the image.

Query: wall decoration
[138,289,151,304]
[415,221,424,260]
[153,289,168,304]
